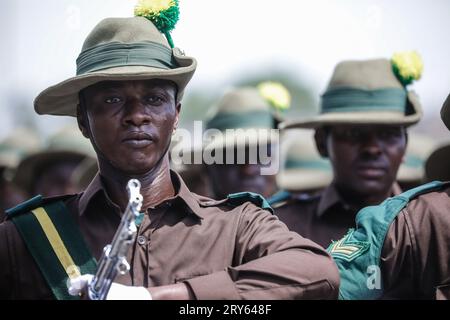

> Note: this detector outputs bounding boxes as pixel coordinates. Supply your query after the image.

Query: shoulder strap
[267,190,291,206]
[328,181,450,300]
[227,192,273,214]
[9,198,97,300]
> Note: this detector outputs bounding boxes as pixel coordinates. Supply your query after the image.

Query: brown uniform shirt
[274,184,402,248]
[380,185,450,299]
[0,171,339,300]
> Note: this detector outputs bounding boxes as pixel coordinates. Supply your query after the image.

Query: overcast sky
[1,0,450,138]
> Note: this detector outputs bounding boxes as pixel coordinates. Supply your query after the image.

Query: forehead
[82,79,177,95]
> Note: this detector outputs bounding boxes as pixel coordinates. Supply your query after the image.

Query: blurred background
[1,0,449,140]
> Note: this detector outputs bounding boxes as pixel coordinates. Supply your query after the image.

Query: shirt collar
[316,182,402,218]
[78,170,205,219]
[316,184,343,218]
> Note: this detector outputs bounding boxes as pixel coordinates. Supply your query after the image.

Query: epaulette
[291,192,322,202]
[226,192,273,214]
[268,190,321,209]
[5,194,75,219]
[267,190,291,207]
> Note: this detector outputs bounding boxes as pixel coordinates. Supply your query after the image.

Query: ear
[314,128,329,158]
[401,130,408,163]
[76,104,90,139]
[404,130,409,149]
[173,102,182,131]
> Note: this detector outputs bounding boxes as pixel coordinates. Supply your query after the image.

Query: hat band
[285,159,331,170]
[76,41,178,75]
[206,111,275,131]
[321,88,407,114]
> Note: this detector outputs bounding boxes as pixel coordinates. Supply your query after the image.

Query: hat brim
[172,131,279,166]
[441,93,450,130]
[203,130,279,153]
[34,50,196,117]
[280,91,422,129]
[14,151,92,194]
[277,169,332,191]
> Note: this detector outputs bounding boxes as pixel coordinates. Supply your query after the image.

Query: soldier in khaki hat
[268,129,332,207]
[0,2,338,300]
[276,53,423,248]
[202,84,285,199]
[329,92,450,299]
[425,142,450,182]
[0,127,42,220]
[14,125,96,197]
[396,133,436,190]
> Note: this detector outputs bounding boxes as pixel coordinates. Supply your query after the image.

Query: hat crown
[82,17,169,52]
[281,131,330,167]
[206,87,276,131]
[214,87,271,114]
[328,58,403,90]
[441,93,450,130]
[46,126,95,157]
[0,128,42,168]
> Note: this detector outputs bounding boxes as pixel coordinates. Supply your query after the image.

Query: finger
[68,274,94,296]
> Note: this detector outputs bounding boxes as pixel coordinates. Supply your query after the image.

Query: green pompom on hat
[134,0,180,48]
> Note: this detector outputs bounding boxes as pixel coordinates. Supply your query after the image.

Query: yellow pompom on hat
[281,53,423,129]
[257,81,291,111]
[391,51,423,86]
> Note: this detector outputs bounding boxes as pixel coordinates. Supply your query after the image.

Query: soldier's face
[206,145,278,199]
[33,160,81,197]
[79,79,179,175]
[317,125,407,197]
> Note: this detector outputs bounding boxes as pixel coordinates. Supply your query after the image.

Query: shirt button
[137,235,147,246]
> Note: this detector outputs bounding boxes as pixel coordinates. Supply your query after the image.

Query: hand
[68,274,152,300]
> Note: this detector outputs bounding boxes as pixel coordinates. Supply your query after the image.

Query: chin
[358,181,388,194]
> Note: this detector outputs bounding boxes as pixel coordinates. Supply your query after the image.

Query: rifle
[88,179,143,300]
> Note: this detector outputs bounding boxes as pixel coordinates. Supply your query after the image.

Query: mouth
[355,165,387,179]
[122,131,154,148]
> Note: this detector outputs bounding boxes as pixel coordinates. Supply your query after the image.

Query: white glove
[68,274,152,300]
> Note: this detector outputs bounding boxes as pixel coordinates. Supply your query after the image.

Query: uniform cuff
[184,270,240,300]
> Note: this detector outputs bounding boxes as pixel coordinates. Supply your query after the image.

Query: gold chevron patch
[327,229,370,262]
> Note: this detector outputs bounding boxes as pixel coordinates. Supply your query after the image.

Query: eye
[145,95,165,105]
[104,97,122,104]
[378,128,403,140]
[334,128,363,141]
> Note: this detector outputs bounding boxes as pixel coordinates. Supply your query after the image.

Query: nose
[122,98,151,127]
[360,132,382,157]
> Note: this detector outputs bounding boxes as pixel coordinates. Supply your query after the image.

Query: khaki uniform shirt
[274,183,402,248]
[380,185,450,299]
[0,172,339,300]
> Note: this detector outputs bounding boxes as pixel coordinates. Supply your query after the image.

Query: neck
[98,156,175,212]
[334,182,392,212]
